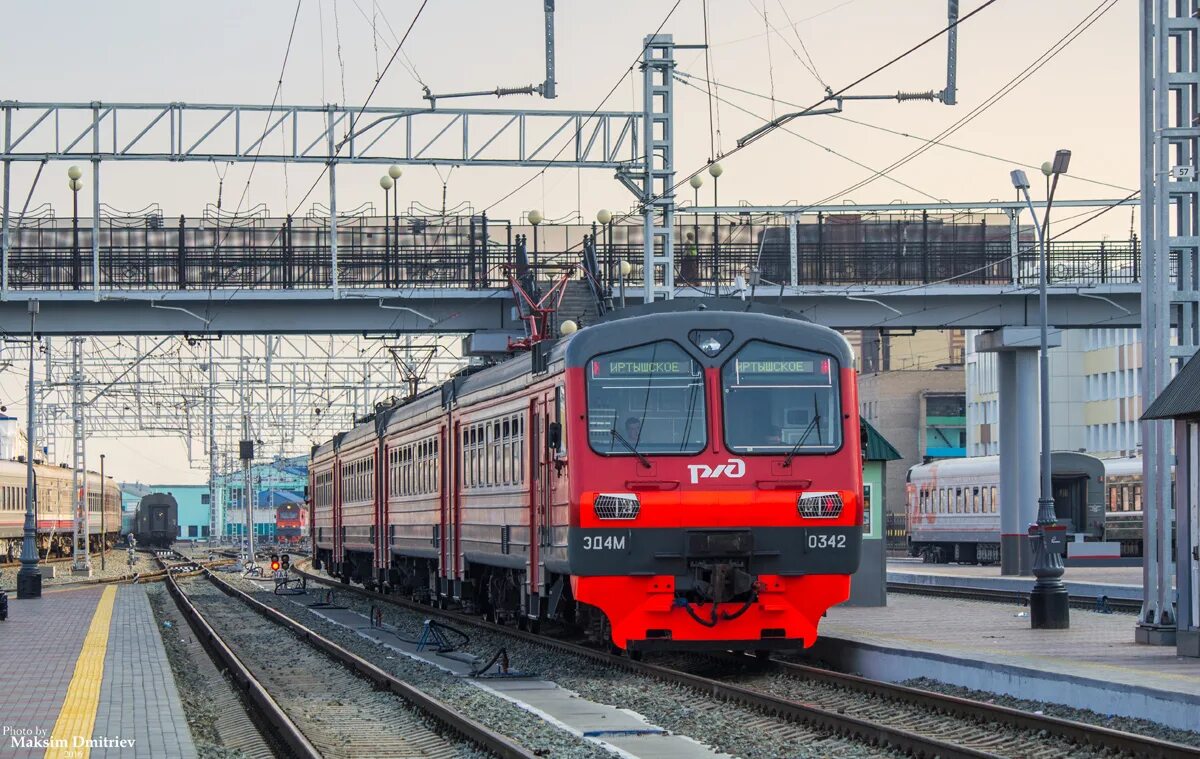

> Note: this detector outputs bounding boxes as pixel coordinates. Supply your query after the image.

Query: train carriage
[313,300,864,652]
[906,453,1146,562]
[0,460,121,560]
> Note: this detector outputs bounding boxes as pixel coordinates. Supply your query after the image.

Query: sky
[0,0,1141,485]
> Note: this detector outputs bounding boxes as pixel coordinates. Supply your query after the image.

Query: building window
[188,525,198,538]
[201,493,211,504]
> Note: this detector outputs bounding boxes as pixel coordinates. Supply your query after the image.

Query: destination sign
[735,359,816,375]
[592,359,695,377]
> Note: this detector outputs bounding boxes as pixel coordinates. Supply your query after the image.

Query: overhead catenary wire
[482,0,685,214]
[674,69,1135,194]
[806,0,1121,208]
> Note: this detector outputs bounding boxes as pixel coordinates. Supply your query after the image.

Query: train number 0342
[808,534,846,549]
[583,535,627,551]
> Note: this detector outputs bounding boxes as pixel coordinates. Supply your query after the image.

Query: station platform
[0,584,196,758]
[815,593,1200,731]
[886,557,1143,602]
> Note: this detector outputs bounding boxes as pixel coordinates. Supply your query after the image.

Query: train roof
[1102,456,1143,477]
[311,299,850,455]
[908,451,1109,481]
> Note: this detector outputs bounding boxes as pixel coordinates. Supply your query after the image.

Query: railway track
[163,562,537,759]
[886,580,1143,613]
[292,562,1198,759]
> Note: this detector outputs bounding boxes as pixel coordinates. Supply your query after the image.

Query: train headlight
[593,493,640,520]
[797,492,843,519]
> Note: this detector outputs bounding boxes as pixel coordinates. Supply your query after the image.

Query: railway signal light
[280,553,290,570]
[270,554,281,572]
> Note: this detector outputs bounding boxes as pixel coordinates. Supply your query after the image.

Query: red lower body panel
[571,573,850,650]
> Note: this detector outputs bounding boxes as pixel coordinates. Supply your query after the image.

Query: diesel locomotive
[312,301,863,652]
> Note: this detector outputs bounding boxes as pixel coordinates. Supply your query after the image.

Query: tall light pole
[68,166,83,291]
[596,209,613,288]
[99,453,106,571]
[708,163,723,294]
[689,174,703,287]
[380,174,394,287]
[1010,147,1072,630]
[388,165,402,287]
[528,209,543,275]
[16,299,41,598]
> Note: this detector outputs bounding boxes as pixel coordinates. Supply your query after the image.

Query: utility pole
[207,342,221,543]
[17,300,41,598]
[70,336,91,577]
[100,453,106,571]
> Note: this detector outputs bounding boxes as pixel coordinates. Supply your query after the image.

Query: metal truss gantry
[3,333,468,538]
[1140,0,1200,645]
[0,35,672,305]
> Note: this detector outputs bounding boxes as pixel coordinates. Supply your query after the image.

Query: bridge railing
[1,215,1141,291]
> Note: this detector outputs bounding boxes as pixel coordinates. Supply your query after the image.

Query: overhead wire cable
[203,0,433,312]
[674,69,1135,193]
[674,74,942,201]
[701,0,719,156]
[744,0,823,88]
[761,1,778,119]
[806,0,1121,207]
[775,0,827,88]
[481,0,685,213]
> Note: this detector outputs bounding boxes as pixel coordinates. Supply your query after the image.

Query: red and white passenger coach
[312,301,863,652]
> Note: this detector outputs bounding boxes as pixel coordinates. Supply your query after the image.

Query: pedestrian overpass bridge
[0,199,1141,335]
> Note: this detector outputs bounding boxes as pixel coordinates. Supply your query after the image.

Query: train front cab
[559,312,863,652]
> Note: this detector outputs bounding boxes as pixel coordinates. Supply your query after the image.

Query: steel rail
[293,562,1197,759]
[886,580,1143,613]
[197,566,539,759]
[757,655,1200,759]
[164,569,320,759]
[290,564,988,758]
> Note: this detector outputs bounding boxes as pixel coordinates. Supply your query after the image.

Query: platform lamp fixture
[388,165,401,285]
[596,209,613,287]
[68,166,83,291]
[617,259,632,309]
[380,174,394,285]
[528,209,543,273]
[708,163,723,294]
[689,174,704,287]
[17,299,41,599]
[1009,147,1072,630]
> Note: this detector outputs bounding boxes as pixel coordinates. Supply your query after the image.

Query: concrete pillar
[1014,348,1040,576]
[976,328,1061,577]
[997,351,1019,575]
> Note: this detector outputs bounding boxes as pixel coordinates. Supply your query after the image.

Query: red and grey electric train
[312,301,863,652]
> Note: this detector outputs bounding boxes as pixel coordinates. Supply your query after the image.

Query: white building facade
[965,328,1142,458]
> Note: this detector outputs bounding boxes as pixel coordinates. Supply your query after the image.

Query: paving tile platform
[886,557,1144,601]
[0,584,196,759]
[814,592,1200,730]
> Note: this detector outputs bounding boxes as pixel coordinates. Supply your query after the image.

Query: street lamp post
[1009,148,1072,630]
[100,454,106,571]
[16,299,41,598]
[388,165,401,286]
[596,209,613,288]
[68,166,83,290]
[380,174,394,286]
[689,174,704,287]
[708,163,723,294]
[528,209,543,277]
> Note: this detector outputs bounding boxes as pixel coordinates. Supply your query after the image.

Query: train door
[332,458,343,572]
[444,421,460,600]
[1052,474,1088,533]
[376,444,387,584]
[527,400,542,614]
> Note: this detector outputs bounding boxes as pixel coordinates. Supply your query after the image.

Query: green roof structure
[861,419,902,462]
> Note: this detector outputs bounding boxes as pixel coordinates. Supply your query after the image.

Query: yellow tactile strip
[44,584,117,759]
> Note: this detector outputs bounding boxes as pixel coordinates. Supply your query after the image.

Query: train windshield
[721,341,841,454]
[586,340,706,455]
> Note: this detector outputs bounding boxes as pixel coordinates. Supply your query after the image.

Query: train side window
[555,386,568,457]
[955,488,962,514]
[515,416,525,484]
[990,486,998,513]
[1131,484,1142,512]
